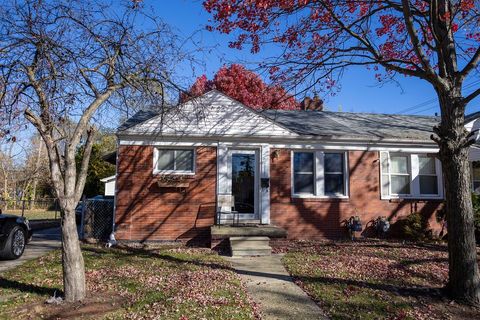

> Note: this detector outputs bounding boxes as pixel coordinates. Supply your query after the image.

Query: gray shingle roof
[466,111,480,123]
[118,108,449,141]
[261,110,439,141]
[118,110,159,132]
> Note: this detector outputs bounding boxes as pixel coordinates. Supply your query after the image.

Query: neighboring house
[113,90,480,243]
[100,175,116,197]
[466,112,480,193]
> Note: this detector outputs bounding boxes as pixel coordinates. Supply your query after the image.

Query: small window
[390,154,410,195]
[473,161,480,193]
[293,152,314,194]
[324,153,345,195]
[418,156,438,195]
[155,148,194,173]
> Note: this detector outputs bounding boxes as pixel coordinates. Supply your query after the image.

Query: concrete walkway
[0,227,61,273]
[227,254,328,320]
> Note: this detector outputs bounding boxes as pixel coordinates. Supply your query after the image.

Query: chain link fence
[80,198,114,241]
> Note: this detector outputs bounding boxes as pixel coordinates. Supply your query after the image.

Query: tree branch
[464,87,480,105]
[458,47,480,83]
[24,109,65,199]
[400,0,440,83]
[74,126,96,203]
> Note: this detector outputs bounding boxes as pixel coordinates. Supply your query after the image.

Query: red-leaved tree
[204,0,480,305]
[183,64,298,109]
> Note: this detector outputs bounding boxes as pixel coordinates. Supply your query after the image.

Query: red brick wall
[270,149,444,240]
[115,145,217,242]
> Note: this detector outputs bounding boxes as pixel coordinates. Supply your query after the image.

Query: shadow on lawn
[82,245,233,271]
[297,275,444,298]
[0,277,60,296]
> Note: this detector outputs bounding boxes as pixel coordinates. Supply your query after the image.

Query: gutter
[116,132,438,146]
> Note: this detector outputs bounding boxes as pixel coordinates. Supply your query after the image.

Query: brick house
[113,90,480,245]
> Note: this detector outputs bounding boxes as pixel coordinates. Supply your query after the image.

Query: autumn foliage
[203,0,480,306]
[182,64,298,110]
[203,0,479,86]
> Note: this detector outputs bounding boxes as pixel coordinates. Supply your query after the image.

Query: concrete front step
[230,237,270,248]
[231,248,272,256]
[230,236,272,256]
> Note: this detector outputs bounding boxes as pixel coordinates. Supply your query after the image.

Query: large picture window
[154,148,195,174]
[292,151,348,197]
[380,152,442,199]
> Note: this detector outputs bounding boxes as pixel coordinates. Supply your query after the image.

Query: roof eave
[116,131,436,145]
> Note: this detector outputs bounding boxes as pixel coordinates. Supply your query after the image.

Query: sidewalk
[227,254,328,320]
[0,228,61,273]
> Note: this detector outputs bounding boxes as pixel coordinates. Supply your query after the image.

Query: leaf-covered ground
[0,244,260,319]
[275,240,480,320]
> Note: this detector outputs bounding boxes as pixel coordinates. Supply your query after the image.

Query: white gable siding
[121,90,297,138]
[470,146,480,161]
[466,117,480,133]
[466,117,480,161]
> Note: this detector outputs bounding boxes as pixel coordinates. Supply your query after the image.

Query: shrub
[473,193,480,242]
[436,193,480,243]
[390,212,429,241]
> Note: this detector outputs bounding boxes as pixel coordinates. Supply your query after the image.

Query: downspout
[108,136,119,246]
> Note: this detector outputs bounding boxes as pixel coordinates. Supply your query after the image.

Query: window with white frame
[293,152,315,194]
[154,148,195,174]
[389,154,411,195]
[380,151,442,199]
[472,161,480,194]
[292,151,348,197]
[324,153,345,195]
[418,156,438,195]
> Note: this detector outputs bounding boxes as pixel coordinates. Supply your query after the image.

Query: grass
[6,209,59,220]
[0,244,258,319]
[279,240,480,320]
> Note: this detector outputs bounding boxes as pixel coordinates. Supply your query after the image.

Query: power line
[398,79,480,115]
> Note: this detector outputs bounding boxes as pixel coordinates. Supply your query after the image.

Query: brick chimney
[301,94,324,111]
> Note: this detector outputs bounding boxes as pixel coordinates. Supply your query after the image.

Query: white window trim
[389,153,412,197]
[291,150,349,199]
[153,147,196,175]
[292,151,316,195]
[380,151,443,200]
[417,155,441,196]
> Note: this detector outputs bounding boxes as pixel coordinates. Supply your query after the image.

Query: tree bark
[437,91,480,305]
[31,139,44,207]
[61,205,86,302]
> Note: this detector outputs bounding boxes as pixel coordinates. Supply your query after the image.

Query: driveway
[0,227,62,273]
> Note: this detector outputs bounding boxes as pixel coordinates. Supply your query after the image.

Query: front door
[230,150,258,219]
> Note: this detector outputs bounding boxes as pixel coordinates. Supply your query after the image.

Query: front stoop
[229,236,272,256]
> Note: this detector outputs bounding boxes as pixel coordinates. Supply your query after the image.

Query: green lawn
[0,244,259,320]
[279,241,480,320]
[6,209,59,220]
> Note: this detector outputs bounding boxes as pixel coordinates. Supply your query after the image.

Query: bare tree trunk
[61,205,86,302]
[31,139,44,207]
[437,91,480,305]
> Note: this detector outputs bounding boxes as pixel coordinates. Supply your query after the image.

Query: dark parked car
[0,210,33,260]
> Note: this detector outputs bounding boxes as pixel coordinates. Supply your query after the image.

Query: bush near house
[0,244,259,320]
[435,193,480,243]
[389,212,430,241]
[277,240,480,320]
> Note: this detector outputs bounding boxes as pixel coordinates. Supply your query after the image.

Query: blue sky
[153,0,479,116]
